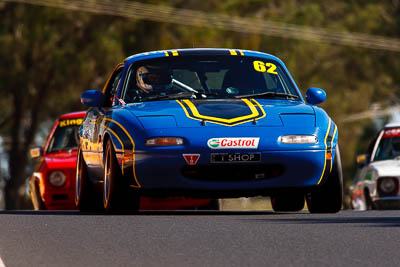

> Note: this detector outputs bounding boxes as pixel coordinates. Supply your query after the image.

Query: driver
[391,138,400,158]
[136,65,173,94]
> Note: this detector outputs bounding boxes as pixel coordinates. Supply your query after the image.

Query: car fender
[314,106,338,156]
[100,110,147,188]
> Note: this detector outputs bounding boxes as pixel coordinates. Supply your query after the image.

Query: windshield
[374,129,400,161]
[122,55,300,103]
[46,118,82,153]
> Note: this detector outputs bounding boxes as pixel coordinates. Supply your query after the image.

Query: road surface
[0,210,399,267]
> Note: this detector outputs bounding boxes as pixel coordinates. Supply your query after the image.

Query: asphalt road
[0,210,399,267]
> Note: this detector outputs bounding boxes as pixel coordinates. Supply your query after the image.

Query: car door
[82,64,124,175]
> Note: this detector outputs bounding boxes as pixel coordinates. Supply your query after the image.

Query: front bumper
[131,149,328,197]
[373,196,400,210]
[42,189,76,210]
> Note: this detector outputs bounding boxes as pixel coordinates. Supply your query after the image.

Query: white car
[350,122,400,210]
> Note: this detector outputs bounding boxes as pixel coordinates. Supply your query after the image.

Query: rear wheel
[75,147,103,212]
[104,140,140,213]
[306,147,343,213]
[271,193,305,212]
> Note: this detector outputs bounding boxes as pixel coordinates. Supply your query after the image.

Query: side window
[121,67,136,102]
[103,68,123,107]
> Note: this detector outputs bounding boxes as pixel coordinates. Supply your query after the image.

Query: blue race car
[76,48,343,213]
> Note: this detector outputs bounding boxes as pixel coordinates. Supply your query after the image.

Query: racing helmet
[136,65,172,93]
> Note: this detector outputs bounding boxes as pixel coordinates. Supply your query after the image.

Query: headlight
[48,171,66,187]
[145,137,184,146]
[279,135,318,144]
[377,177,398,196]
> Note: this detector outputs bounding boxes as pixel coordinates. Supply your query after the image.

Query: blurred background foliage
[1,0,400,209]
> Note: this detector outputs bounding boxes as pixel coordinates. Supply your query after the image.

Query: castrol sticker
[207,138,260,149]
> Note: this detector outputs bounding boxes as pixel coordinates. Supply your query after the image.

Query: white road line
[0,255,5,267]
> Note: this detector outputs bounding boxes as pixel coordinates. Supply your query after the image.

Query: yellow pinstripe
[317,119,331,185]
[177,99,266,127]
[104,126,125,174]
[103,118,141,188]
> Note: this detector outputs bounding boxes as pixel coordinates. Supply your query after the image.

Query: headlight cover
[145,137,184,146]
[377,177,398,196]
[279,135,318,144]
[48,171,66,187]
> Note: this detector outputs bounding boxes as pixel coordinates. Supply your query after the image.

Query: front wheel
[198,199,221,210]
[104,140,140,213]
[364,189,376,210]
[271,193,305,212]
[75,146,103,212]
[306,146,343,213]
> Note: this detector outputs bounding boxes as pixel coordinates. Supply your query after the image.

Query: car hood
[370,159,400,177]
[126,99,315,128]
[43,150,77,169]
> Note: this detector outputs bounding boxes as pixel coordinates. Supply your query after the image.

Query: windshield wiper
[142,92,197,101]
[234,91,300,100]
[172,79,198,93]
[142,91,221,102]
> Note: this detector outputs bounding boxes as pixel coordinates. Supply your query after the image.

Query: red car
[29,111,85,210]
[29,111,219,211]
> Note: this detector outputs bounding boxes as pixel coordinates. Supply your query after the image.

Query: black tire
[271,193,305,212]
[103,140,140,213]
[75,146,103,212]
[364,189,376,210]
[306,146,343,213]
[198,199,220,210]
[31,182,46,210]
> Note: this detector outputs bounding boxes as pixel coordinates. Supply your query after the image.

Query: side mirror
[80,90,104,107]
[306,88,326,105]
[29,147,43,159]
[356,154,369,166]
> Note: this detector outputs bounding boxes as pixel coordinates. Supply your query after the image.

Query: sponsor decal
[211,152,261,163]
[59,118,83,127]
[384,128,400,138]
[207,138,259,149]
[183,154,200,165]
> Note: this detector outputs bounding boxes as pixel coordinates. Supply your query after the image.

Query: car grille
[52,194,68,201]
[181,164,284,182]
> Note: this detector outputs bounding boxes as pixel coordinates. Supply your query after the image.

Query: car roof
[59,111,86,120]
[124,48,285,66]
[384,122,400,129]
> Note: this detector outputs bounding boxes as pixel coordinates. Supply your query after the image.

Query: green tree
[0,3,124,209]
[2,0,400,209]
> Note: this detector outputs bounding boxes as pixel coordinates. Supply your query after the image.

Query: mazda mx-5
[76,48,343,213]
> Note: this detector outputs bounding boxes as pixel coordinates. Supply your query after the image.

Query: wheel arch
[102,132,123,172]
[364,186,371,198]
[30,172,46,200]
[102,132,111,164]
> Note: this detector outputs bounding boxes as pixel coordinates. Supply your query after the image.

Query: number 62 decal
[253,61,278,75]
